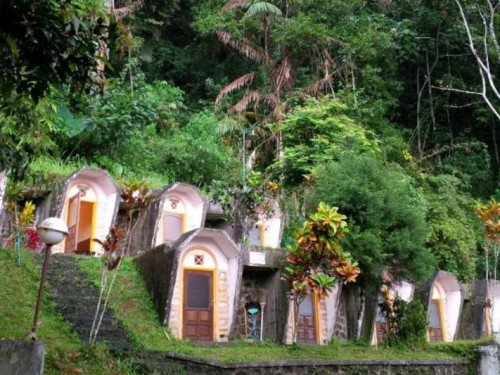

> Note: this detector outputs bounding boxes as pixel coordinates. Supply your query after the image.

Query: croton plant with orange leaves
[282,202,360,342]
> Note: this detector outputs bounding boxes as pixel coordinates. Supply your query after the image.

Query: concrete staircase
[42,254,135,353]
[39,253,187,374]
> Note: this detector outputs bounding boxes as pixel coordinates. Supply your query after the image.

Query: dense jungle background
[2,0,500,286]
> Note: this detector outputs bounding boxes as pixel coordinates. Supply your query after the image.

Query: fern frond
[230,91,261,113]
[216,72,256,105]
[243,2,282,19]
[217,31,269,64]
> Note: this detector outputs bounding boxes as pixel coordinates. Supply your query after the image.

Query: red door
[297,294,317,344]
[183,270,213,342]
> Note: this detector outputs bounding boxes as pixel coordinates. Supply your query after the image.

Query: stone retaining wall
[165,353,475,375]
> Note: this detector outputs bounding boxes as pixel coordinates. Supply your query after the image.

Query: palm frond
[230,90,261,113]
[216,72,256,105]
[243,2,283,19]
[112,0,144,20]
[218,116,244,135]
[273,55,294,92]
[217,31,269,64]
[302,73,334,98]
[264,93,278,109]
[223,0,250,10]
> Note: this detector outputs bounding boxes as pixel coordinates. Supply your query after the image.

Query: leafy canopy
[309,154,435,284]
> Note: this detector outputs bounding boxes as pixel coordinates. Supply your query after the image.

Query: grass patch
[0,248,135,374]
[75,255,483,363]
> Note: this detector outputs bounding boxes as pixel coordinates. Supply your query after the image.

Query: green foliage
[310,153,435,284]
[157,110,239,185]
[209,170,278,242]
[0,0,107,102]
[423,174,480,282]
[272,96,380,186]
[62,63,185,158]
[0,96,60,180]
[384,297,428,349]
[436,141,493,196]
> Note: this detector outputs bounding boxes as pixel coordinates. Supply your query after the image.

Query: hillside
[0,249,484,374]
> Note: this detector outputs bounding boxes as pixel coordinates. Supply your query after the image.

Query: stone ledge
[0,340,46,375]
[166,352,471,369]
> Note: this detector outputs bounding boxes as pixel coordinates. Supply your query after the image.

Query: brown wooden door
[183,270,213,342]
[66,193,80,253]
[297,294,317,344]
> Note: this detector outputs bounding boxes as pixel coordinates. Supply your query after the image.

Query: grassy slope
[76,256,483,363]
[0,249,134,375]
[0,247,484,374]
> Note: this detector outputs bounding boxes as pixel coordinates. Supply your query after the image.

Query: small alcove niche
[424,271,463,342]
[370,280,414,345]
[153,183,206,247]
[48,168,118,255]
[152,228,241,342]
[247,199,283,249]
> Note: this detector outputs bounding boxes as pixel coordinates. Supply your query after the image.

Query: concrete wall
[134,244,178,323]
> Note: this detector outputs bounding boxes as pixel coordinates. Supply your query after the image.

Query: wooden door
[66,193,80,253]
[428,299,443,342]
[76,201,94,252]
[297,294,317,344]
[163,212,182,242]
[183,270,213,342]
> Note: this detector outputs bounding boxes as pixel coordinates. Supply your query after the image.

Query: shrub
[384,297,428,348]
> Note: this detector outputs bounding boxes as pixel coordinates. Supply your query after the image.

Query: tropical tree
[0,0,107,179]
[474,198,500,336]
[282,202,360,343]
[209,170,279,243]
[310,154,434,284]
[454,0,500,121]
[424,174,480,282]
[193,0,390,166]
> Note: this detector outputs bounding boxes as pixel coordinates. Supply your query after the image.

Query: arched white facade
[153,183,205,247]
[167,229,240,342]
[52,169,118,255]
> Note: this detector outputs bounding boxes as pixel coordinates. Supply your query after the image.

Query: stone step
[35,253,136,351]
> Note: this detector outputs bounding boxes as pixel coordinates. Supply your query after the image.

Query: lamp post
[28,217,68,341]
[259,300,266,341]
[242,127,259,187]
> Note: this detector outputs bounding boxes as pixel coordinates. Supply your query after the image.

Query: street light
[28,217,68,341]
